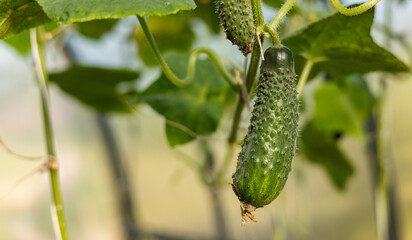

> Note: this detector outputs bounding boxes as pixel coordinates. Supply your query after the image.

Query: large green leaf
[3,30,30,53]
[341,75,376,123]
[49,65,139,113]
[135,14,194,66]
[0,0,50,39]
[76,19,118,39]
[3,22,57,54]
[282,7,410,79]
[301,123,354,190]
[312,81,363,136]
[34,0,196,23]
[140,52,234,146]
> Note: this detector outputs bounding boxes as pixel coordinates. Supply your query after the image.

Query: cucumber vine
[1,0,406,239]
[30,27,68,240]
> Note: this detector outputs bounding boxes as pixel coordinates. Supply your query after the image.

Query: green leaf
[140,51,234,146]
[341,75,376,123]
[0,0,51,39]
[76,19,118,39]
[191,0,220,34]
[34,0,196,23]
[135,14,194,66]
[312,80,363,136]
[3,30,30,53]
[301,123,354,190]
[282,7,410,79]
[49,65,139,113]
[3,22,57,54]
[262,0,284,9]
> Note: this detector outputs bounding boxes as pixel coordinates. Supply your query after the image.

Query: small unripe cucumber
[232,46,299,222]
[216,0,255,55]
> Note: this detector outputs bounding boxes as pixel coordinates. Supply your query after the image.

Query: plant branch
[297,60,314,98]
[96,115,140,240]
[330,0,381,16]
[368,1,400,239]
[251,0,264,27]
[30,27,68,240]
[137,16,240,91]
[228,38,263,144]
[263,24,281,47]
[270,0,297,33]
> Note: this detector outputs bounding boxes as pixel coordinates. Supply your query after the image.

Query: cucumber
[232,46,299,224]
[216,0,255,55]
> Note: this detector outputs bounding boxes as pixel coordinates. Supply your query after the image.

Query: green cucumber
[232,46,299,224]
[216,0,255,55]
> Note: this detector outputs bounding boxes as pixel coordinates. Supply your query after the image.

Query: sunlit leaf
[3,22,57,54]
[34,0,196,23]
[283,7,409,80]
[0,0,50,39]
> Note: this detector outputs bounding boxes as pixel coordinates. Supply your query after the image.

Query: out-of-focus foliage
[135,14,195,66]
[301,76,376,188]
[49,65,139,113]
[139,52,235,146]
[76,19,118,39]
[301,122,354,189]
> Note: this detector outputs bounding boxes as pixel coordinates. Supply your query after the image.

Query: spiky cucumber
[216,0,255,55]
[232,46,299,224]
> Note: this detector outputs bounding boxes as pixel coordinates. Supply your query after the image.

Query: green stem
[190,48,240,92]
[251,0,264,27]
[30,27,68,240]
[96,115,140,240]
[371,1,400,239]
[200,141,229,240]
[137,16,239,91]
[330,0,381,16]
[297,60,314,98]
[270,0,297,32]
[228,39,262,144]
[263,24,281,47]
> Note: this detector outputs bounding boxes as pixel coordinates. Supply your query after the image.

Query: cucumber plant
[0,0,410,239]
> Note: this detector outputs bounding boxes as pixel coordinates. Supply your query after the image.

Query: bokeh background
[0,1,411,240]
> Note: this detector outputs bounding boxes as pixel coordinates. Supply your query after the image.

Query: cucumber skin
[232,46,299,208]
[216,0,255,55]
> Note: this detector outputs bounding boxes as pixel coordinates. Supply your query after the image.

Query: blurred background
[0,0,411,240]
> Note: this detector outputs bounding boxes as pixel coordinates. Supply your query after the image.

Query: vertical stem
[368,0,399,239]
[296,60,314,98]
[30,27,68,240]
[228,39,262,143]
[251,0,265,27]
[270,0,297,30]
[200,141,228,240]
[209,188,228,240]
[96,115,140,240]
